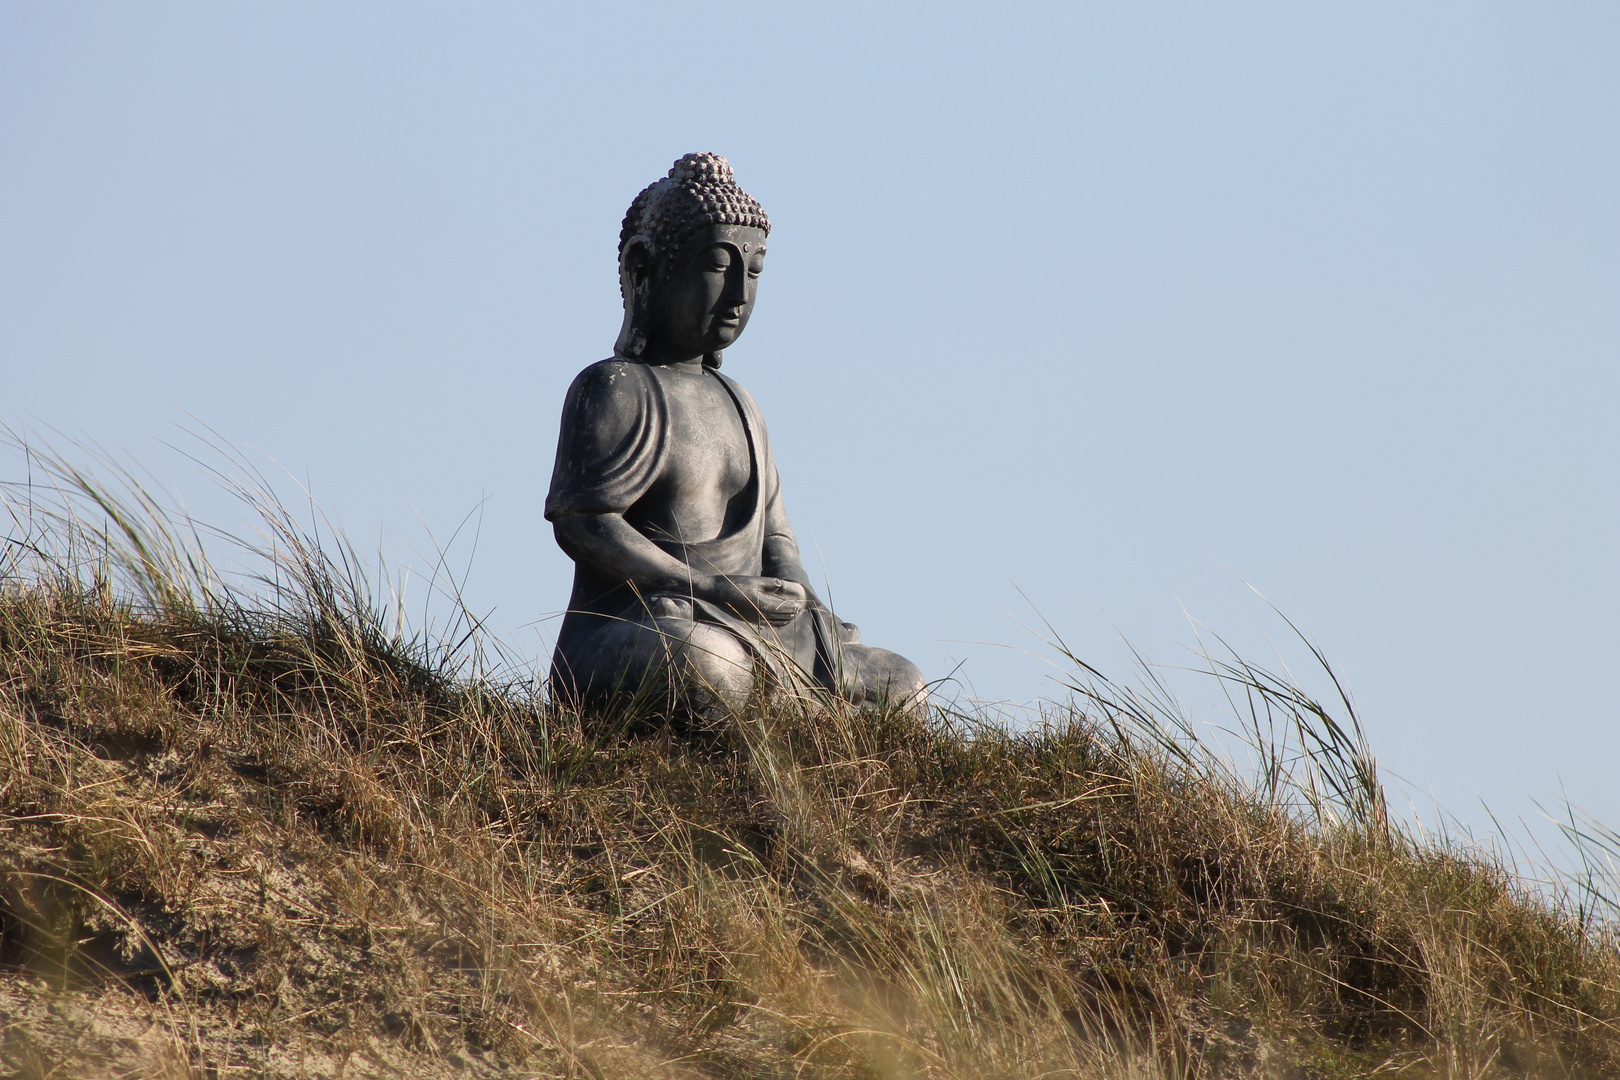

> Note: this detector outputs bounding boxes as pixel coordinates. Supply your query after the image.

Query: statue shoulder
[547,359,670,519]
[565,357,655,400]
[561,358,663,423]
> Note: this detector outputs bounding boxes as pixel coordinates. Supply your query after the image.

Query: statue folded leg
[551,596,755,720]
[552,594,926,721]
[830,641,930,712]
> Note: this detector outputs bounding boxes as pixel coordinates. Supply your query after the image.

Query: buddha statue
[545,152,927,719]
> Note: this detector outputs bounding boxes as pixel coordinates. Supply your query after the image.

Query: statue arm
[552,512,713,595]
[547,364,720,595]
[760,475,824,607]
[763,534,815,596]
[553,513,807,625]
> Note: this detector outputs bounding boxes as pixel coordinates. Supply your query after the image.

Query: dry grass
[3,434,1619,1079]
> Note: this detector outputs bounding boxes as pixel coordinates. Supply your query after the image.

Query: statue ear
[614,238,654,359]
[622,239,652,290]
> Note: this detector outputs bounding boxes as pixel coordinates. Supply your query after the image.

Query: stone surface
[545,153,925,718]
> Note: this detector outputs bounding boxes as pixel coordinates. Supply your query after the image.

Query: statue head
[614,153,770,366]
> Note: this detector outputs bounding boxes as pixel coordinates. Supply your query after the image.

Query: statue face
[641,223,767,358]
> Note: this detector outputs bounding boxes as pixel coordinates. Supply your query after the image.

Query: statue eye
[703,247,733,273]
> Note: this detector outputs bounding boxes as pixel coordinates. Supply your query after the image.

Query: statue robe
[544,358,849,702]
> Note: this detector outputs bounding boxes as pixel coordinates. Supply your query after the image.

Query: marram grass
[2,434,1619,1079]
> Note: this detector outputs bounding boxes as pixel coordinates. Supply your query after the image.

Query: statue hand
[710,575,807,627]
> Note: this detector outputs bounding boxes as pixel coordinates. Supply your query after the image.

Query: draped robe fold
[545,358,848,702]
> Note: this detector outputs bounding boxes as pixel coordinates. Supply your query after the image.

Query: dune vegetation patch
[3,439,1619,1079]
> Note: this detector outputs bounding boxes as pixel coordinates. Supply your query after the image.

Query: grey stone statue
[545,152,926,719]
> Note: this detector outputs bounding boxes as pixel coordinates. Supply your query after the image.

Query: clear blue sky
[3,4,1615,853]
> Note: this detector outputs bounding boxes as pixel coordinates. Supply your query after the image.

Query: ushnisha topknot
[619,153,770,280]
